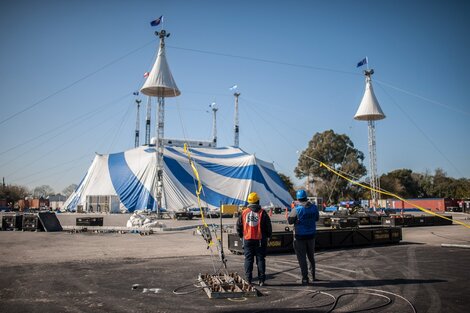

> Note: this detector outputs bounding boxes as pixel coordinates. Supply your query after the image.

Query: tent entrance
[85,195,120,213]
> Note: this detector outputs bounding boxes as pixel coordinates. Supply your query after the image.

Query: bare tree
[32,185,55,198]
[62,184,78,197]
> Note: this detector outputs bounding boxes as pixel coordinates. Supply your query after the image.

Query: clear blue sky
[1,0,469,194]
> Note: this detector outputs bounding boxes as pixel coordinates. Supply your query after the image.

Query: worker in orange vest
[236,192,272,286]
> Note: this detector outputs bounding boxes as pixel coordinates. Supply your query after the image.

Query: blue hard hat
[296,189,307,200]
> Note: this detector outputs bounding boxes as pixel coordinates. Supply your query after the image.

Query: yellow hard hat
[247,192,259,204]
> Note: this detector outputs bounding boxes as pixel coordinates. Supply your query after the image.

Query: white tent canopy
[63,145,292,213]
[140,36,180,98]
[354,78,385,121]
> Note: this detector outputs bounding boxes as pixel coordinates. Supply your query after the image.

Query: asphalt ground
[1,213,470,312]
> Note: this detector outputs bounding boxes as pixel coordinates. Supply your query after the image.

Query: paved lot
[1,213,470,312]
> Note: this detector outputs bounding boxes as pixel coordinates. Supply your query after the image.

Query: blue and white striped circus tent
[63,145,292,213]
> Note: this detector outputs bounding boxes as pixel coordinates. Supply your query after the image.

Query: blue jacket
[288,201,319,239]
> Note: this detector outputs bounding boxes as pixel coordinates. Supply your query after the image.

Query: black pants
[243,239,267,283]
[293,237,315,282]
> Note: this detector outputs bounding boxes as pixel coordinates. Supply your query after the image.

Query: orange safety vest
[242,208,263,240]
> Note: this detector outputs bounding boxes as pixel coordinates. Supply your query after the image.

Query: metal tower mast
[210,102,218,147]
[233,92,240,147]
[134,99,142,148]
[140,27,180,214]
[354,69,386,209]
[368,119,379,207]
[154,30,171,213]
[145,97,151,145]
[157,96,165,151]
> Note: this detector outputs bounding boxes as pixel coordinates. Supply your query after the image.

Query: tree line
[2,130,469,207]
[281,130,470,204]
[0,183,77,205]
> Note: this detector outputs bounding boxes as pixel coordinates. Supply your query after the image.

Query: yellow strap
[319,162,470,229]
[184,143,208,227]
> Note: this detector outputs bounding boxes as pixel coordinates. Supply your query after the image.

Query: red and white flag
[143,72,150,78]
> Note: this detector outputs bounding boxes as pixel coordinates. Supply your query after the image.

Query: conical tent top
[354,70,385,121]
[141,30,180,98]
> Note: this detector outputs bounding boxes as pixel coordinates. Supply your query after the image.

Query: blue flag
[357,57,368,68]
[150,16,163,27]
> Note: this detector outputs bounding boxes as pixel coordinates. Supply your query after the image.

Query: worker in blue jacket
[288,189,319,285]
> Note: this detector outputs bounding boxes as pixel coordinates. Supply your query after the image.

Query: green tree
[379,169,421,198]
[432,168,454,198]
[453,178,470,198]
[278,173,296,199]
[380,168,470,199]
[412,170,434,198]
[295,130,367,204]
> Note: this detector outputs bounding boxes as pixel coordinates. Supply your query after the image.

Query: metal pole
[233,92,240,147]
[156,96,165,216]
[145,97,151,145]
[220,202,227,269]
[211,102,218,147]
[135,99,141,148]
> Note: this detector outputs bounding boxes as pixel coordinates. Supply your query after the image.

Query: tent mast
[145,97,151,145]
[135,99,141,148]
[354,68,386,209]
[140,27,180,214]
[210,102,218,147]
[233,92,240,147]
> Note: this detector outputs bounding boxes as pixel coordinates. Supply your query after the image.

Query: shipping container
[18,199,30,211]
[390,198,454,213]
[29,198,50,209]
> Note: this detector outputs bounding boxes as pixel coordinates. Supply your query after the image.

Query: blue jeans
[243,239,267,283]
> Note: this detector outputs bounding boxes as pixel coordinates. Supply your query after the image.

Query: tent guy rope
[300,153,470,229]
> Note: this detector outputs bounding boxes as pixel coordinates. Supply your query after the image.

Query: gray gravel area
[1,212,469,312]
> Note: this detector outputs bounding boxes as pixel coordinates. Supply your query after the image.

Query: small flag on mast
[229,84,238,90]
[357,57,368,68]
[150,16,163,27]
[133,91,139,96]
[143,72,150,78]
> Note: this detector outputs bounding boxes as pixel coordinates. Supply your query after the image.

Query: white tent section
[162,146,292,210]
[64,145,292,213]
[64,146,158,213]
[140,36,180,97]
[354,77,385,121]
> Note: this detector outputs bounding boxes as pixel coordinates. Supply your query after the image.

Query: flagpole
[366,56,369,70]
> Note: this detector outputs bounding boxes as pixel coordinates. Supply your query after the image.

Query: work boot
[258,280,265,287]
[301,279,309,286]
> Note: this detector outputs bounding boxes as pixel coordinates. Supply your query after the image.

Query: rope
[183,144,209,228]
[375,81,463,177]
[312,157,470,229]
[182,143,229,273]
[326,139,352,205]
[0,40,156,126]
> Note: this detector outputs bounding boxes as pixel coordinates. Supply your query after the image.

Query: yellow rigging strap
[318,161,470,230]
[183,143,218,250]
[183,144,228,269]
[183,143,207,227]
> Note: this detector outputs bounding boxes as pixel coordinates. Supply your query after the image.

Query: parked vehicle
[188,207,209,218]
